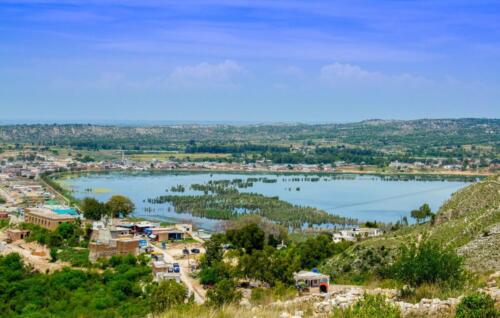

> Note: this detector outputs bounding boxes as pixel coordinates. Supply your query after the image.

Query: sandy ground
[0,230,70,273]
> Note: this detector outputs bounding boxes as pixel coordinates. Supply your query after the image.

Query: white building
[332,227,382,243]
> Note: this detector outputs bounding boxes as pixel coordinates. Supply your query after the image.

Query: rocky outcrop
[458,224,500,272]
[275,273,500,317]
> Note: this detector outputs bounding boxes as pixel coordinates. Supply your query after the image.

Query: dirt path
[151,243,206,303]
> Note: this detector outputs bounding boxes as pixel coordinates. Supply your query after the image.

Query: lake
[57,171,474,230]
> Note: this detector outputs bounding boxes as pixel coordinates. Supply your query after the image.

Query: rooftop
[26,208,77,220]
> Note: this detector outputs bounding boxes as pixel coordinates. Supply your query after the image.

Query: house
[88,236,141,262]
[24,208,77,230]
[147,227,185,242]
[91,220,131,241]
[294,270,330,293]
[6,229,30,242]
[175,223,193,235]
[332,227,382,243]
[132,221,160,234]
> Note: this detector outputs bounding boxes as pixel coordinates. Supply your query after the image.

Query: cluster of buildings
[88,219,194,262]
[0,154,80,179]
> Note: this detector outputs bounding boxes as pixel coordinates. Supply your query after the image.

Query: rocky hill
[321,175,500,280]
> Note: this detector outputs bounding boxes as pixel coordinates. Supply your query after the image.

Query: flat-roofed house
[294,270,330,293]
[148,227,185,242]
[24,208,77,230]
[88,236,141,262]
[332,227,382,243]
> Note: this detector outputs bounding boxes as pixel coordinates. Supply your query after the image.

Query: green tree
[106,195,135,218]
[226,223,265,254]
[149,280,187,313]
[81,197,107,220]
[206,279,242,307]
[411,203,434,224]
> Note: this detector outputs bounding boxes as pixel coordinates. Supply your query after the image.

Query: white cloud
[320,62,432,86]
[167,60,245,87]
[320,62,381,81]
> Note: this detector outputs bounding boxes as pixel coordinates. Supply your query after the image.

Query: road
[151,243,206,304]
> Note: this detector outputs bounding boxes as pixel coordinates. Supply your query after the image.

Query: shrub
[331,294,401,318]
[206,279,242,307]
[455,292,497,318]
[50,248,58,262]
[389,240,464,287]
[250,287,271,305]
[149,279,188,313]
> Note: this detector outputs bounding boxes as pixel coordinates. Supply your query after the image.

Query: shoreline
[50,166,489,180]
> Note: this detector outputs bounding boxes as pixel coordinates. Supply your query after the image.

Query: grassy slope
[321,175,500,281]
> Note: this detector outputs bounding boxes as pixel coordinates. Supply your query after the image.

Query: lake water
[58,171,474,230]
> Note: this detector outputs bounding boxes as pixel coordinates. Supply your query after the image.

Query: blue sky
[1,0,499,123]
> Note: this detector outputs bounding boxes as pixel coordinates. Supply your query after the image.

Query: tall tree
[106,195,135,218]
[81,197,107,220]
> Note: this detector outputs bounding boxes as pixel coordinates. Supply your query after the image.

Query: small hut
[294,270,330,293]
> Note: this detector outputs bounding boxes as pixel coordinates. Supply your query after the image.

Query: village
[1,147,499,318]
[0,149,392,306]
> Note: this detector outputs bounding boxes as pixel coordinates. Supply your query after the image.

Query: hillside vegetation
[1,119,498,149]
[321,175,500,282]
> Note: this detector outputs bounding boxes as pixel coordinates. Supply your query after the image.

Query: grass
[159,302,315,318]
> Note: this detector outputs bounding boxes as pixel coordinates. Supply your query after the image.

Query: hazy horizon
[0,117,498,127]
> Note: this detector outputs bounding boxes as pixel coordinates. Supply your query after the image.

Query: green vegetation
[198,217,352,293]
[148,183,355,228]
[19,222,93,267]
[410,203,434,224]
[321,176,500,284]
[149,280,189,314]
[0,219,9,229]
[57,247,91,267]
[0,196,6,204]
[331,294,401,318]
[81,195,135,220]
[455,292,498,318]
[21,222,85,249]
[0,253,153,317]
[106,195,135,217]
[387,240,464,288]
[1,119,498,167]
[206,278,242,307]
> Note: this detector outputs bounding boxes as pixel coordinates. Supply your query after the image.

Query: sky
[1,0,499,123]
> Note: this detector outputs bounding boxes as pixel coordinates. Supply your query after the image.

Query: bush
[206,279,242,307]
[455,292,497,318]
[389,240,464,287]
[331,294,401,318]
[149,279,188,313]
